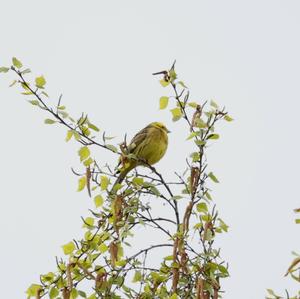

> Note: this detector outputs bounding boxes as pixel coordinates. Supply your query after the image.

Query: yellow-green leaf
[83,217,94,228]
[159,79,170,87]
[132,177,144,186]
[22,68,31,74]
[44,119,56,124]
[0,67,9,73]
[170,107,182,122]
[62,241,76,255]
[78,146,90,162]
[88,122,100,132]
[28,100,39,106]
[100,176,109,190]
[99,243,108,253]
[12,57,22,69]
[207,133,219,140]
[132,270,142,282]
[197,202,208,213]
[70,288,78,299]
[77,176,87,191]
[35,75,46,88]
[49,287,59,299]
[178,81,187,88]
[159,96,169,109]
[208,172,219,183]
[210,99,218,109]
[186,132,199,140]
[188,102,198,109]
[9,80,17,87]
[224,115,234,122]
[94,195,104,207]
[83,157,93,167]
[66,130,73,142]
[106,144,118,153]
[26,284,42,297]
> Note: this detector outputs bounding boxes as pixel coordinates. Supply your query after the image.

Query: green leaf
[159,79,170,87]
[28,100,40,106]
[295,219,300,224]
[169,68,177,81]
[210,99,218,109]
[106,144,118,153]
[12,57,22,69]
[178,81,187,88]
[78,290,87,298]
[87,294,96,299]
[99,243,108,253]
[190,152,200,162]
[186,131,199,140]
[88,122,100,132]
[266,289,276,296]
[0,67,9,73]
[49,287,59,299]
[224,115,234,122]
[132,177,144,186]
[77,176,87,191]
[195,140,206,146]
[70,288,78,299]
[94,195,104,207]
[219,219,229,232]
[41,272,55,283]
[194,118,207,128]
[197,202,208,213]
[164,255,174,261]
[65,130,73,142]
[78,146,90,162]
[171,195,183,201]
[207,134,220,140]
[35,75,46,88]
[132,270,142,282]
[168,294,178,299]
[62,241,76,255]
[100,176,109,190]
[188,102,198,108]
[205,191,212,201]
[22,68,31,74]
[59,110,69,118]
[44,119,56,124]
[9,80,17,87]
[159,96,169,109]
[170,107,182,122]
[41,91,49,97]
[208,172,219,183]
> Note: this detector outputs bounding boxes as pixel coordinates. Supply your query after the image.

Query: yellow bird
[114,122,170,187]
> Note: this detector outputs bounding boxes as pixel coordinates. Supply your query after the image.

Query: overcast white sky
[1,1,300,298]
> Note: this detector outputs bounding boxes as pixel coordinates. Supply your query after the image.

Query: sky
[1,0,300,298]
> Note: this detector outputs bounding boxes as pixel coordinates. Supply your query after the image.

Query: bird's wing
[128,126,150,154]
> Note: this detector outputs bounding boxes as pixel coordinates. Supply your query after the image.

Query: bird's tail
[111,167,131,192]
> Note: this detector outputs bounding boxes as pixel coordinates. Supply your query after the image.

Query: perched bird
[113,122,170,188]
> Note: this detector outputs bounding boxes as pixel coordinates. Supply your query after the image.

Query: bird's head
[151,122,171,133]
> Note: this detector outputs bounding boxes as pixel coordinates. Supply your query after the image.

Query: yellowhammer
[114,122,170,187]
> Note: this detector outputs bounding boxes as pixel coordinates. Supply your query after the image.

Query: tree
[0,59,232,299]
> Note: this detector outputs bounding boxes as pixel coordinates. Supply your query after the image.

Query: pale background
[1,1,300,298]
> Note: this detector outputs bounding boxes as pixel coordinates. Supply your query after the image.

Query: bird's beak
[167,129,171,133]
